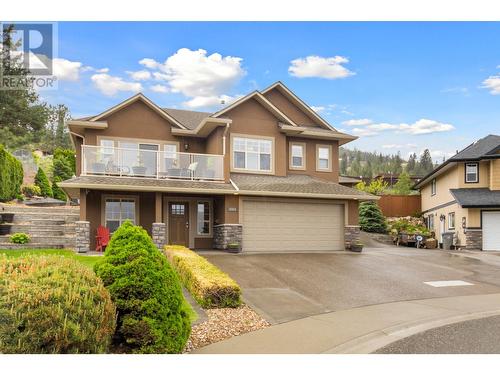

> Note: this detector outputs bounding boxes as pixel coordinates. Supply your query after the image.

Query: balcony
[81,145,224,181]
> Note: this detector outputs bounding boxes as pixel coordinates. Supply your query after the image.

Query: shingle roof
[230,173,377,199]
[450,188,500,208]
[162,108,212,130]
[339,175,362,184]
[449,134,500,161]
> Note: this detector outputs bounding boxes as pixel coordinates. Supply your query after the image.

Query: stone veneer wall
[344,225,361,250]
[214,224,242,250]
[465,229,482,250]
[152,222,167,249]
[75,221,90,253]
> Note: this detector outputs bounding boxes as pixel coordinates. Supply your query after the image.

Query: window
[170,204,185,215]
[105,198,136,233]
[197,202,211,235]
[316,145,331,171]
[431,179,436,196]
[232,136,272,172]
[290,143,305,169]
[465,163,478,183]
[448,212,456,230]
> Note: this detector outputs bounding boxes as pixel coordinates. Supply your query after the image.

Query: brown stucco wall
[263,88,317,127]
[348,200,359,225]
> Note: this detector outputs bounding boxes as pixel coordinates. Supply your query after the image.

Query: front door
[169,202,189,246]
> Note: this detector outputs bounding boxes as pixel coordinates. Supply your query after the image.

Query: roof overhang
[171,117,232,137]
[279,124,357,145]
[67,120,108,130]
[234,190,379,201]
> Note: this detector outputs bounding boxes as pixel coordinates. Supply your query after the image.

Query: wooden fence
[377,194,421,217]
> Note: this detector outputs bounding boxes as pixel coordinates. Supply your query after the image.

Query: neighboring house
[339,175,363,188]
[414,135,500,251]
[373,173,422,187]
[59,81,376,253]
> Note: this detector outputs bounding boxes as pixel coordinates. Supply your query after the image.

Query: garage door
[483,212,500,251]
[242,200,344,252]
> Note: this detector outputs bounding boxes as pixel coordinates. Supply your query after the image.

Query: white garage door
[483,212,500,251]
[242,200,344,252]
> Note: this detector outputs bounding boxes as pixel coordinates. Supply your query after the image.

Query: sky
[41,22,500,161]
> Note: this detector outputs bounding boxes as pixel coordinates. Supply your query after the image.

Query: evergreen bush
[0,145,24,202]
[34,167,53,197]
[52,177,67,201]
[359,201,387,233]
[0,255,116,353]
[94,221,191,353]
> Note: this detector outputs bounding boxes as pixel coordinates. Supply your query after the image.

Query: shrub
[52,177,67,201]
[0,255,116,353]
[94,221,190,353]
[359,201,387,233]
[165,245,241,308]
[0,145,24,202]
[53,148,76,178]
[21,184,42,198]
[387,217,430,236]
[355,178,388,195]
[10,233,30,244]
[34,167,53,197]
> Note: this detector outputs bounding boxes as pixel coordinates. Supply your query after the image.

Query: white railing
[82,145,224,181]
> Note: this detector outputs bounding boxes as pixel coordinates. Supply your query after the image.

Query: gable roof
[163,108,212,130]
[261,81,336,131]
[414,134,500,189]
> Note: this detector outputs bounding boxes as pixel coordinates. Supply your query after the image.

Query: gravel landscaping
[184,304,270,352]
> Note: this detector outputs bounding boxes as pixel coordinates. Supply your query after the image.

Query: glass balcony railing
[81,145,225,181]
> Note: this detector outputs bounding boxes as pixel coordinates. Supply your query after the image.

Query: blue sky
[42,22,500,161]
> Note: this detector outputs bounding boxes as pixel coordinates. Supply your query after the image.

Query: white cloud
[96,67,109,73]
[342,118,373,126]
[138,48,245,108]
[127,70,152,81]
[429,150,455,159]
[482,75,500,95]
[150,84,169,93]
[382,143,418,149]
[351,119,454,137]
[288,55,355,79]
[441,87,469,95]
[53,58,82,81]
[310,105,325,113]
[183,94,241,109]
[91,73,143,96]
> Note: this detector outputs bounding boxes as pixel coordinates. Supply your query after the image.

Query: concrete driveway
[203,247,500,324]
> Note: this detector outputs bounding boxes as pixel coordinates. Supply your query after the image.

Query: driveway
[203,247,500,324]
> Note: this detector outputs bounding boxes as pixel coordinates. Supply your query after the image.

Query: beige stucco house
[59,81,376,253]
[414,135,500,251]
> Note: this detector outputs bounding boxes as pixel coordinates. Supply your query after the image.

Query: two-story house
[59,81,376,253]
[414,135,500,251]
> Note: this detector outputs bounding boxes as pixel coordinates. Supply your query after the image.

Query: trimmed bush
[21,184,42,197]
[10,233,30,244]
[165,245,241,308]
[0,255,116,353]
[34,167,53,198]
[359,201,387,233]
[0,145,24,202]
[94,221,190,353]
[52,177,67,201]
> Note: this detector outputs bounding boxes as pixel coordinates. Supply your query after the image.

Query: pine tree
[419,149,434,175]
[392,171,413,195]
[359,201,387,233]
[34,167,53,198]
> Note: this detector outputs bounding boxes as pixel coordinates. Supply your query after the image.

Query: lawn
[0,248,198,323]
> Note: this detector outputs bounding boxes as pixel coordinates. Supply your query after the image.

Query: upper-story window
[290,142,306,170]
[431,178,436,196]
[232,136,273,172]
[316,145,332,172]
[465,162,479,183]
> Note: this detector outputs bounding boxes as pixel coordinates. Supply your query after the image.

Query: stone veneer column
[75,221,90,253]
[344,225,361,250]
[214,224,243,250]
[152,222,167,249]
[465,229,482,250]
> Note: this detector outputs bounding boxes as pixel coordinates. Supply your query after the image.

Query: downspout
[222,122,230,156]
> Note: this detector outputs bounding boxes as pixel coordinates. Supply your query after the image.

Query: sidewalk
[193,293,500,354]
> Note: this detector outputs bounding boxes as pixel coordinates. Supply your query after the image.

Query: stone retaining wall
[344,225,361,250]
[214,224,242,250]
[75,221,90,253]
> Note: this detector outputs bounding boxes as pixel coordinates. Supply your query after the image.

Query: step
[0,203,80,215]
[29,218,68,226]
[10,213,80,223]
[0,243,65,250]
[9,224,75,235]
[0,235,75,246]
[9,227,65,236]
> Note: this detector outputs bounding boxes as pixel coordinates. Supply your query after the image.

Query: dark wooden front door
[168,202,189,246]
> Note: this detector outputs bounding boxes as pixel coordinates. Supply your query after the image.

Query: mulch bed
[184,304,270,352]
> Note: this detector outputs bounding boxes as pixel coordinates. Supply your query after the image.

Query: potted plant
[349,240,364,253]
[132,153,147,175]
[227,242,241,254]
[91,149,106,174]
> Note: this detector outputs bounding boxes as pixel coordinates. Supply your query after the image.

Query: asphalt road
[203,247,500,324]
[374,315,500,354]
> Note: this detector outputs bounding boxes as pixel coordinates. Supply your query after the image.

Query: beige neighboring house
[414,135,500,251]
[59,81,377,253]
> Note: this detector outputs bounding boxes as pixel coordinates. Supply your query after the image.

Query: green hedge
[0,145,23,202]
[0,255,116,353]
[165,245,241,308]
[94,221,191,353]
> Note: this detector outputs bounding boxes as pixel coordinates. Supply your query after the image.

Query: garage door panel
[483,212,500,251]
[242,200,344,252]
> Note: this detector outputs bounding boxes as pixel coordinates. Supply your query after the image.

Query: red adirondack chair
[96,225,110,252]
